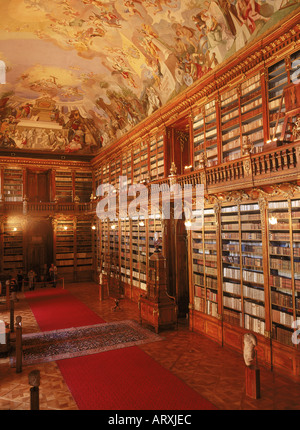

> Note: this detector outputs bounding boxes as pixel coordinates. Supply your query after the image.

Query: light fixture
[139,221,145,227]
[13,227,17,232]
[269,216,277,225]
[111,224,116,230]
[184,220,192,228]
[92,225,96,230]
[64,225,68,230]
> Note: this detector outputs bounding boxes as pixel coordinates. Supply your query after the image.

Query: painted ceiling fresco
[0,0,299,156]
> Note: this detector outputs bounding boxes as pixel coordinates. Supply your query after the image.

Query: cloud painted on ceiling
[0,0,299,155]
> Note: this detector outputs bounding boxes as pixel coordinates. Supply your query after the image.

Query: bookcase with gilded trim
[55,219,74,280]
[268,199,300,347]
[2,168,23,202]
[120,216,131,296]
[192,207,218,317]
[75,171,93,203]
[76,218,93,279]
[1,219,24,273]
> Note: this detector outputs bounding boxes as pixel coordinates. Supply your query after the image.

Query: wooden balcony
[1,141,299,217]
[0,200,97,216]
[149,141,300,195]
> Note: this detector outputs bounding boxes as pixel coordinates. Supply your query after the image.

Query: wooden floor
[0,282,299,411]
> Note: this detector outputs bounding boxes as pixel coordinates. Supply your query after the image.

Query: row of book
[272,309,294,326]
[244,314,265,335]
[244,301,265,318]
[270,275,300,290]
[271,290,294,309]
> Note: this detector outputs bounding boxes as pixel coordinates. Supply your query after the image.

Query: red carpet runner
[25,288,217,410]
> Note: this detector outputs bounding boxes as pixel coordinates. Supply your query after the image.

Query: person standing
[17,270,23,292]
[49,263,57,288]
[28,269,36,291]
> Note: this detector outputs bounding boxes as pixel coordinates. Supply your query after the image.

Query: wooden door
[26,220,53,276]
[27,170,50,202]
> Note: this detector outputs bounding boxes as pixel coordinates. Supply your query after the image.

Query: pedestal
[245,365,260,399]
[139,296,177,333]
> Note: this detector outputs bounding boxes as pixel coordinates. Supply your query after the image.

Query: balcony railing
[0,141,299,216]
[0,200,97,215]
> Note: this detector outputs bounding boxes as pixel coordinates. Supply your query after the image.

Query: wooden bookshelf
[2,219,24,273]
[193,100,218,169]
[267,58,287,142]
[133,140,149,184]
[240,203,265,336]
[149,134,164,180]
[192,207,218,317]
[220,88,241,163]
[120,217,131,295]
[55,170,73,202]
[221,202,266,334]
[74,171,93,202]
[3,168,23,202]
[240,73,264,154]
[268,199,300,347]
[148,214,162,257]
[76,218,93,280]
[55,219,74,280]
[121,150,132,187]
[131,216,147,294]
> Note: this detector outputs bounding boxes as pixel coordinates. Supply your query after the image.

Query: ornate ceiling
[0,0,299,157]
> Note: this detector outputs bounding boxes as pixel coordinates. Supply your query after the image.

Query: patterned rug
[10,320,162,367]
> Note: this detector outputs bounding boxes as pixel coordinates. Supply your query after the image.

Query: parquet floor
[0,282,299,410]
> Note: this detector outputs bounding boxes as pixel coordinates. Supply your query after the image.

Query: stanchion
[29,370,40,410]
[15,315,22,373]
[10,299,14,333]
[6,282,10,310]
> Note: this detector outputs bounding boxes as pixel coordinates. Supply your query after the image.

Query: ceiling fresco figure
[0,0,299,155]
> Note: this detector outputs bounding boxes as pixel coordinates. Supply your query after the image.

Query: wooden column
[52,218,57,265]
[73,217,77,282]
[259,196,272,370]
[0,166,4,199]
[51,169,56,202]
[22,168,27,200]
[214,202,223,320]
[22,218,28,274]
[260,67,270,144]
[0,216,4,273]
[216,94,222,164]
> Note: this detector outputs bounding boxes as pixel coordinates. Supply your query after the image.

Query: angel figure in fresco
[197,1,234,63]
[111,60,137,88]
[144,0,178,15]
[236,0,270,34]
[145,86,161,116]
[123,1,143,18]
[171,23,199,52]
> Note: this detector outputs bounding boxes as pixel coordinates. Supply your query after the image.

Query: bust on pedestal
[244,333,260,399]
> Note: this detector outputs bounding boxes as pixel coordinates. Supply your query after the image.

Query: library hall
[0,0,300,413]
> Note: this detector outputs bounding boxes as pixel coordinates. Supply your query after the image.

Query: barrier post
[15,315,22,373]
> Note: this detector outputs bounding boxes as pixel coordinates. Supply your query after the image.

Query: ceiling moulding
[91,10,300,166]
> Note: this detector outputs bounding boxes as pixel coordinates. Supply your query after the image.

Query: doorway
[26,219,53,277]
[175,219,189,318]
[166,216,189,319]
